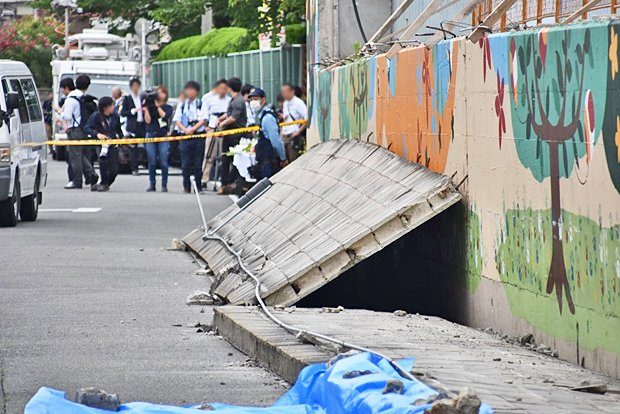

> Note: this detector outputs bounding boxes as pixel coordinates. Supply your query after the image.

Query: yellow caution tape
[25,120,306,147]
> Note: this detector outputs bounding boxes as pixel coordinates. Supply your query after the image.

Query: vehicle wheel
[20,175,39,222]
[0,175,20,227]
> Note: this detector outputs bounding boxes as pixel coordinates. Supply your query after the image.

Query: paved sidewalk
[215,306,620,414]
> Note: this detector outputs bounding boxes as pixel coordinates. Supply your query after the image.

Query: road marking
[228,195,239,203]
[40,208,102,213]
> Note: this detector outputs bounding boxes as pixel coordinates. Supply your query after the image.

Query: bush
[156,27,256,61]
[0,16,64,87]
[284,23,305,45]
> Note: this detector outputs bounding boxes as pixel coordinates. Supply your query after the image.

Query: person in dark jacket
[144,85,173,192]
[248,88,287,179]
[120,77,144,175]
[85,97,123,192]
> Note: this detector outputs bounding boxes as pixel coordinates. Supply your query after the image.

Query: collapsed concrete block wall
[307,3,620,378]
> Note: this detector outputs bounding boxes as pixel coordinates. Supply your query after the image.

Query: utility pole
[52,0,77,47]
[135,18,149,87]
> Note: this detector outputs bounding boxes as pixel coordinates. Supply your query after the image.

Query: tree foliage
[227,0,305,45]
[31,0,304,42]
[0,16,64,87]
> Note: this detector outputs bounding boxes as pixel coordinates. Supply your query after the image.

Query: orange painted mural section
[376,44,459,174]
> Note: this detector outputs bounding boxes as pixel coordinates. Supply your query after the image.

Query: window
[1,79,8,111]
[20,78,42,122]
[8,79,29,123]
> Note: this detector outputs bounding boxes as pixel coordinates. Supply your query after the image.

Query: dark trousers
[129,123,146,172]
[180,137,205,191]
[99,146,119,187]
[220,135,241,186]
[67,128,95,186]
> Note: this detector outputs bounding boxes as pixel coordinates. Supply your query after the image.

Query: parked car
[0,60,47,227]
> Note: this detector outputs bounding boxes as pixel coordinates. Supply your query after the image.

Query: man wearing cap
[248,88,287,179]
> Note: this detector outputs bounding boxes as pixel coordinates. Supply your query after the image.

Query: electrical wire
[191,180,415,382]
[351,0,368,43]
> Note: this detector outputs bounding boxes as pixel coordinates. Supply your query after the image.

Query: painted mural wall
[307,2,620,378]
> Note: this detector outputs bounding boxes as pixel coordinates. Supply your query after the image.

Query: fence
[150,45,305,104]
[472,0,617,28]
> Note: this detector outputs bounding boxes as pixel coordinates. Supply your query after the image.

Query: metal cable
[351,0,368,43]
[191,180,415,381]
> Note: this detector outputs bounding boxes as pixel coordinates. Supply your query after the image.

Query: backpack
[251,108,281,179]
[71,94,98,130]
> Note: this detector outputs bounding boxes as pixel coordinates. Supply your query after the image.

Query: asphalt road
[0,160,286,413]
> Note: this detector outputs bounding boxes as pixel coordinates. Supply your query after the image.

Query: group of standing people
[52,74,307,195]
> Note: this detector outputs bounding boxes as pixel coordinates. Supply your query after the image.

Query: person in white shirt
[111,86,126,135]
[201,79,231,130]
[200,79,231,185]
[59,75,97,189]
[281,83,308,162]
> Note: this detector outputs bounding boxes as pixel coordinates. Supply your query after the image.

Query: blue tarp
[25,352,494,414]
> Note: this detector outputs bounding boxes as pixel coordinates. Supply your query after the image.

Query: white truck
[51,25,141,160]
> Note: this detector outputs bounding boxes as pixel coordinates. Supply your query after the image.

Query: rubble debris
[423,387,482,414]
[571,381,608,395]
[187,291,214,306]
[393,310,408,317]
[75,387,120,411]
[424,399,458,414]
[519,333,534,346]
[195,323,212,333]
[321,306,345,314]
[343,370,372,379]
[383,379,404,394]
[168,238,187,251]
[455,388,482,414]
[193,267,214,277]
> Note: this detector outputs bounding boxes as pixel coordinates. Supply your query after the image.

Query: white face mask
[250,100,262,113]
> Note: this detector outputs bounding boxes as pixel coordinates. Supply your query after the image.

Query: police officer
[173,81,205,193]
[248,88,286,179]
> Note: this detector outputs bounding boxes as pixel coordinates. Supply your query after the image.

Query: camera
[142,87,158,108]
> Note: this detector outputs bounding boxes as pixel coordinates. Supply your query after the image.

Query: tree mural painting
[375,42,458,174]
[502,24,608,314]
[602,25,620,194]
[316,69,333,141]
[337,57,376,140]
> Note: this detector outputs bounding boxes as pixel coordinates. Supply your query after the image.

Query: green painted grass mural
[496,208,620,354]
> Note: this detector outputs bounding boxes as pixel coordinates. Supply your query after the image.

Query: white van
[0,60,47,227]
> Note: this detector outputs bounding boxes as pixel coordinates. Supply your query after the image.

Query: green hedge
[156,27,256,61]
[285,23,305,45]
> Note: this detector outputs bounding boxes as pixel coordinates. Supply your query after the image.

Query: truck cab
[0,60,47,227]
